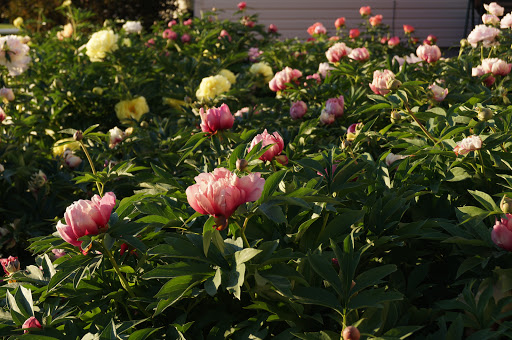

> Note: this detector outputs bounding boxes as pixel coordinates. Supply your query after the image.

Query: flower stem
[477,149,486,178]
[241,214,253,248]
[404,103,438,144]
[79,140,104,196]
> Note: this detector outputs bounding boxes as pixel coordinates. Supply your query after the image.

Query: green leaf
[352,264,397,294]
[256,170,287,204]
[228,144,247,171]
[128,328,161,340]
[225,263,246,300]
[154,275,206,315]
[468,190,499,211]
[348,288,403,309]
[99,319,117,340]
[83,124,100,135]
[307,253,343,297]
[204,267,222,296]
[258,203,287,224]
[177,134,207,165]
[143,262,214,279]
[14,286,34,319]
[235,248,262,264]
[202,217,216,256]
[293,287,342,312]
[456,257,482,278]
[382,326,424,339]
[317,210,364,244]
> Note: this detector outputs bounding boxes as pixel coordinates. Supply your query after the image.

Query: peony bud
[275,155,289,165]
[342,326,360,340]
[236,159,249,171]
[22,316,42,333]
[477,107,493,121]
[386,78,402,91]
[0,87,15,102]
[501,196,512,214]
[0,256,20,275]
[390,111,401,123]
[290,101,307,120]
[73,130,83,141]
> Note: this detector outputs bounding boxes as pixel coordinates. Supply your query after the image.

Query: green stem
[477,150,486,178]
[315,212,330,245]
[79,140,104,196]
[241,214,253,248]
[490,126,508,152]
[404,103,438,144]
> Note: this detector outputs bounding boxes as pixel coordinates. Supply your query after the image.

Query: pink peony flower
[319,109,336,125]
[242,16,255,27]
[0,256,20,275]
[0,35,31,76]
[305,73,321,85]
[0,107,6,122]
[199,103,234,133]
[234,107,250,118]
[416,44,441,63]
[183,19,192,26]
[268,24,278,33]
[186,168,265,230]
[385,153,409,166]
[290,101,307,119]
[168,20,177,27]
[349,29,360,39]
[388,36,400,47]
[248,47,262,61]
[248,129,285,162]
[145,38,155,47]
[56,192,116,248]
[429,84,449,101]
[481,58,512,76]
[467,25,500,47]
[162,29,178,40]
[335,17,345,28]
[65,154,82,168]
[403,24,414,34]
[360,6,371,16]
[326,42,352,63]
[325,95,344,117]
[347,123,363,141]
[0,87,14,101]
[423,34,437,45]
[181,34,191,43]
[318,62,334,78]
[238,1,246,10]
[484,2,504,16]
[482,13,500,25]
[492,214,512,251]
[269,67,302,92]
[307,22,327,36]
[369,69,395,95]
[22,317,42,333]
[369,14,383,27]
[348,47,370,61]
[219,29,232,42]
[501,13,512,28]
[453,135,482,156]
[52,249,66,259]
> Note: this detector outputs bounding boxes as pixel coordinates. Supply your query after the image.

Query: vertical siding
[194,0,472,47]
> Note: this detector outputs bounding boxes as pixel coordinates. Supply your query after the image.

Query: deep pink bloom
[181,34,191,43]
[360,6,371,16]
[186,168,264,230]
[22,317,42,333]
[0,256,20,275]
[183,19,192,26]
[199,103,234,133]
[349,29,360,39]
[307,22,327,36]
[492,214,512,251]
[269,67,302,92]
[453,135,482,156]
[369,69,395,95]
[168,20,177,27]
[0,107,5,122]
[348,47,369,61]
[219,29,232,42]
[388,36,400,47]
[268,24,278,33]
[145,38,155,47]
[162,29,178,40]
[238,1,246,10]
[403,25,414,34]
[416,44,441,63]
[248,129,285,162]
[335,17,345,28]
[56,192,116,248]
[290,101,307,119]
[369,14,383,26]
[326,42,352,63]
[325,95,344,117]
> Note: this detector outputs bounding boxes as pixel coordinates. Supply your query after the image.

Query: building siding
[194,0,472,47]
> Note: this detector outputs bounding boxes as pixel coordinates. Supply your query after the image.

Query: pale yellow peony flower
[13,17,23,29]
[249,62,274,83]
[85,29,119,62]
[53,138,80,157]
[115,96,149,122]
[218,69,236,84]
[195,75,231,101]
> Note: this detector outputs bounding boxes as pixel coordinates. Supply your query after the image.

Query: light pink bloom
[467,25,500,47]
[501,13,512,28]
[0,256,20,275]
[416,44,441,63]
[482,13,500,25]
[0,87,14,101]
[248,47,263,61]
[56,192,116,248]
[326,42,352,63]
[319,109,335,125]
[168,20,177,27]
[335,17,345,28]
[219,29,231,42]
[369,69,395,95]
[369,14,383,26]
[492,214,512,251]
[385,153,409,166]
[234,107,249,118]
[318,62,334,78]
[429,84,448,101]
[325,95,344,117]
[453,135,482,156]
[484,2,504,16]
[65,154,82,168]
[388,36,400,47]
[268,24,278,33]
[183,19,192,26]
[269,67,302,92]
[360,6,371,16]
[22,317,42,333]
[186,168,264,230]
[248,129,285,162]
[290,101,307,119]
[481,58,512,76]
[0,35,31,76]
[307,22,327,36]
[305,73,321,84]
[109,127,125,148]
[52,249,66,259]
[348,47,370,61]
[199,103,234,133]
[405,53,422,64]
[238,1,246,10]
[349,29,360,39]
[424,34,437,45]
[472,65,486,77]
[162,29,178,40]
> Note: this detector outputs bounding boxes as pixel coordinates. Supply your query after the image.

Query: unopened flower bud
[460,39,469,48]
[501,196,512,214]
[477,107,493,121]
[275,155,289,165]
[341,140,351,149]
[73,130,83,141]
[0,256,20,275]
[236,159,249,171]
[140,121,149,128]
[342,326,360,340]
[92,87,103,95]
[390,111,401,123]
[386,79,402,91]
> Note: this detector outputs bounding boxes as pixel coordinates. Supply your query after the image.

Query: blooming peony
[196,75,231,101]
[453,135,482,156]
[199,103,234,133]
[0,35,31,76]
[335,17,345,28]
[85,29,118,62]
[249,62,274,83]
[416,44,441,63]
[57,23,73,40]
[347,123,363,141]
[269,67,302,92]
[369,15,383,26]
[360,6,371,16]
[219,29,231,42]
[385,153,409,166]
[122,21,143,34]
[307,22,327,36]
[115,96,150,122]
[0,87,14,102]
[0,256,20,275]
[325,95,344,117]
[403,24,414,34]
[181,34,191,43]
[318,62,334,78]
[429,84,448,101]
[22,317,42,333]
[56,192,116,248]
[248,47,263,61]
[238,1,246,10]
[481,58,512,76]
[467,25,500,47]
[348,47,370,61]
[482,14,500,25]
[326,42,352,63]
[501,13,512,28]
[248,129,285,162]
[492,214,512,251]
[369,69,395,95]
[268,24,278,33]
[186,168,264,230]
[163,29,178,40]
[484,2,504,16]
[349,29,360,39]
[109,126,125,148]
[388,36,400,47]
[290,101,307,120]
[319,109,336,125]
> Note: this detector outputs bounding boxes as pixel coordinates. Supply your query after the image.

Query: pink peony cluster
[492,214,512,251]
[416,44,441,63]
[163,29,178,40]
[423,34,437,45]
[484,2,504,16]
[56,192,116,248]
[290,101,307,120]
[319,95,344,124]
[0,35,31,76]
[453,135,482,156]
[429,84,449,102]
[348,47,370,61]
[248,129,285,162]
[369,69,396,95]
[269,67,302,92]
[186,168,264,230]
[307,22,327,36]
[199,103,234,134]
[467,25,500,47]
[326,42,352,63]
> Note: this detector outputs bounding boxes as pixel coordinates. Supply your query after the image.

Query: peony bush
[1,1,512,339]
